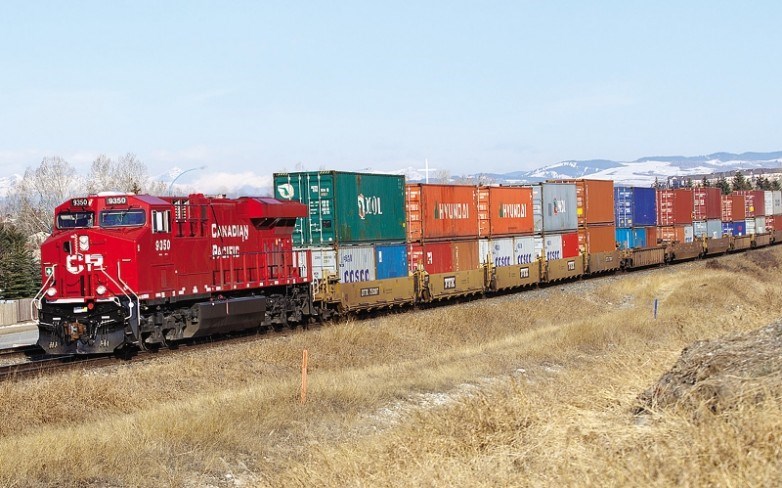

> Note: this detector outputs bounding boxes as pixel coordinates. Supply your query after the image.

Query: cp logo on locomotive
[66,253,104,274]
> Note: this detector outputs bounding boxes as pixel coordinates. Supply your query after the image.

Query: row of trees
[655,171,782,195]
[1,154,168,298]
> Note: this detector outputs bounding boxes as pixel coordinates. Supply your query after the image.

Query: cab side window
[152,210,171,233]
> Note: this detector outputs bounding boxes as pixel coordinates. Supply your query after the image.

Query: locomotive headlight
[79,235,90,251]
[46,287,57,297]
[96,285,107,295]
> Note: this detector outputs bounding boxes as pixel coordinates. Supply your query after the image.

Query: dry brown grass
[1,249,782,486]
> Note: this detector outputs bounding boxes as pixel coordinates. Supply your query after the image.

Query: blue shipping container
[616,227,647,249]
[614,187,657,228]
[375,244,408,279]
[722,221,747,236]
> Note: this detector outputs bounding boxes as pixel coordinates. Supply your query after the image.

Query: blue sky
[1,1,780,184]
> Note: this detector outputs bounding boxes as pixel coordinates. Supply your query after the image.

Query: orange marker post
[300,349,308,404]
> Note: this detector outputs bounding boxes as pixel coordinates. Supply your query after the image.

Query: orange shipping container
[657,225,694,243]
[406,184,479,241]
[723,195,746,221]
[551,179,615,225]
[477,186,534,237]
[578,225,617,254]
[645,226,658,247]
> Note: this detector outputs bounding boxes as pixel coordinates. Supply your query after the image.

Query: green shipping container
[273,171,407,246]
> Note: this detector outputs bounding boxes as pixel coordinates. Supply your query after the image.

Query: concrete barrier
[0,299,37,326]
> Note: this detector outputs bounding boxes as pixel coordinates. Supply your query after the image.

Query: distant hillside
[440,151,782,186]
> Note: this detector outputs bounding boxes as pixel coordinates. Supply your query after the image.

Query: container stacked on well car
[273,171,411,311]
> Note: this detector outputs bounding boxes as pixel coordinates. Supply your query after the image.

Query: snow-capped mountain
[456,151,782,186]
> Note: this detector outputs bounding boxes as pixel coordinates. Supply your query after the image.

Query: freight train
[33,173,782,355]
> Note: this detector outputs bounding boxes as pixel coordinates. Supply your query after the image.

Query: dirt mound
[637,321,782,413]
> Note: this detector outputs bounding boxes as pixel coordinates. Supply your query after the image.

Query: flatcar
[34,193,313,354]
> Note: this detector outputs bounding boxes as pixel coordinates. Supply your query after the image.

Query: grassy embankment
[1,249,781,486]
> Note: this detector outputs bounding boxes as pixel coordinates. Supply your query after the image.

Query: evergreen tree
[756,176,771,190]
[732,171,752,192]
[772,179,782,191]
[0,224,40,299]
[684,178,693,188]
[716,176,732,195]
[701,176,710,188]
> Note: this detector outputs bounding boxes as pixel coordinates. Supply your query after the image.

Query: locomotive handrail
[31,264,57,318]
[98,262,141,340]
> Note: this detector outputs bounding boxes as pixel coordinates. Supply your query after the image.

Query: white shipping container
[755,216,766,233]
[765,191,774,216]
[692,220,707,238]
[479,237,515,267]
[534,236,544,260]
[544,234,563,261]
[293,249,310,280]
[513,235,537,265]
[774,191,782,215]
[706,219,722,238]
[683,225,694,243]
[337,245,376,283]
[306,247,337,281]
[532,186,543,233]
[745,218,756,235]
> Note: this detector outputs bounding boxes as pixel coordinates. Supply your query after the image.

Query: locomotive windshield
[57,212,94,229]
[100,209,147,228]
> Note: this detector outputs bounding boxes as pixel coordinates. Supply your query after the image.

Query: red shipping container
[723,195,746,221]
[407,242,451,274]
[477,186,534,237]
[657,225,689,243]
[406,184,479,241]
[561,231,580,258]
[645,226,659,247]
[577,225,617,254]
[451,239,480,271]
[407,239,480,274]
[656,189,694,225]
[766,215,775,232]
[551,179,615,225]
[734,190,765,217]
[775,216,782,231]
[693,187,722,220]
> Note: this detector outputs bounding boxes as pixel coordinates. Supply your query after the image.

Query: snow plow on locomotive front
[34,193,313,355]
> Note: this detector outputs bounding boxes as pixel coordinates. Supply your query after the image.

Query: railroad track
[0,325,311,382]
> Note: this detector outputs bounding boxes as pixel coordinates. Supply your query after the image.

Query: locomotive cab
[35,194,163,354]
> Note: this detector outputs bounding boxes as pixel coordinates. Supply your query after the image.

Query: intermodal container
[734,190,765,217]
[479,237,515,267]
[452,239,480,271]
[533,183,578,233]
[305,247,338,281]
[337,245,376,283]
[551,179,615,225]
[745,218,756,236]
[755,216,767,234]
[375,244,408,279]
[614,187,657,227]
[562,231,580,258]
[578,225,617,254]
[723,221,747,236]
[722,195,746,221]
[513,235,539,265]
[693,187,722,220]
[764,191,774,217]
[274,171,406,246]
[408,241,451,274]
[657,225,694,243]
[776,216,782,231]
[406,184,478,241]
[544,234,562,261]
[477,186,534,237]
[765,216,774,232]
[693,220,707,238]
[774,191,782,215]
[707,219,722,238]
[657,189,694,225]
[616,228,647,249]
[645,226,659,247]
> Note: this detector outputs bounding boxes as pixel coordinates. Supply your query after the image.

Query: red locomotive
[34,193,313,354]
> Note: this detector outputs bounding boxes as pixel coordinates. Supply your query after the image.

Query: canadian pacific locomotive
[35,193,313,354]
